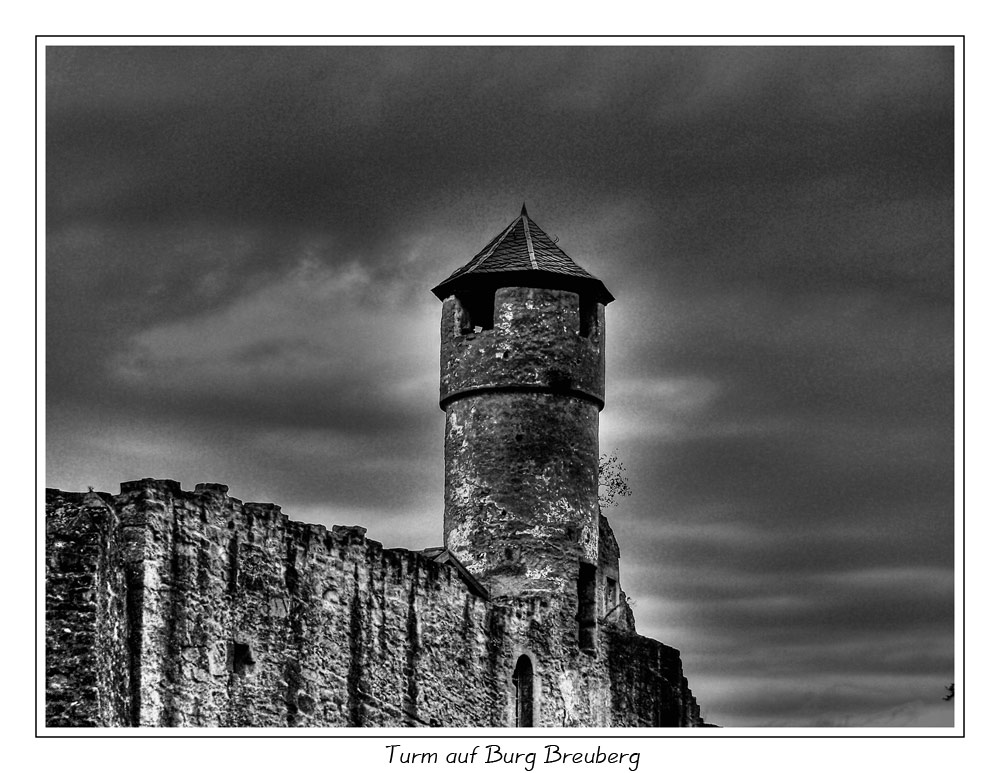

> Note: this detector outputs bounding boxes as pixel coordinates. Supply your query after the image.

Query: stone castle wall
[45,479,706,728]
[46,490,132,726]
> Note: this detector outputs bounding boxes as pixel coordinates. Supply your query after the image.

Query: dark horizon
[45,44,955,727]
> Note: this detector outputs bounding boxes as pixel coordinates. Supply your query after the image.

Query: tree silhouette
[599,452,632,509]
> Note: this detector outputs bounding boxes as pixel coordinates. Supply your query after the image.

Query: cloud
[63,242,440,422]
[695,673,954,727]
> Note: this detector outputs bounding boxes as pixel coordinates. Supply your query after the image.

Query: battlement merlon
[61,477,377,543]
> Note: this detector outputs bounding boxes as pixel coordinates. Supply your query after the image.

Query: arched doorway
[513,655,534,727]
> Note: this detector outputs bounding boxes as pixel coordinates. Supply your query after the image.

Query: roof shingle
[432,206,613,304]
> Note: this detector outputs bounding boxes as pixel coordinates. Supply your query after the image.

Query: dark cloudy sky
[45,44,955,728]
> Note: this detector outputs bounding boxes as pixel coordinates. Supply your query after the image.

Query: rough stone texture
[44,480,707,727]
[441,287,605,597]
[46,490,131,726]
[440,287,605,407]
[444,392,600,597]
[606,631,705,727]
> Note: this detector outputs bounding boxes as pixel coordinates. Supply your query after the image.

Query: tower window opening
[577,562,597,654]
[230,641,255,677]
[605,577,619,621]
[513,655,534,727]
[457,290,495,335]
[578,295,597,338]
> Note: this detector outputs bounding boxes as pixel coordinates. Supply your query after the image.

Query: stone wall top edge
[46,481,488,601]
[607,628,682,659]
[118,477,183,494]
[47,480,348,538]
[45,487,88,501]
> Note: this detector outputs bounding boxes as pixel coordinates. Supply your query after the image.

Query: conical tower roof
[432,205,614,305]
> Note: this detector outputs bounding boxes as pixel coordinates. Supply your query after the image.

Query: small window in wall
[513,655,534,727]
[458,290,495,335]
[604,577,619,621]
[230,641,255,677]
[577,563,597,654]
[578,295,597,338]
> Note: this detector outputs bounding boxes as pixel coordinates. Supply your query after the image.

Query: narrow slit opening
[513,655,534,727]
[577,562,597,654]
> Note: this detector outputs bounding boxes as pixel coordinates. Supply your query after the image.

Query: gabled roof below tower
[432,205,614,305]
[420,547,490,599]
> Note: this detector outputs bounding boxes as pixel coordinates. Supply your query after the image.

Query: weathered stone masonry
[46,480,705,727]
[45,207,710,727]
[46,490,130,726]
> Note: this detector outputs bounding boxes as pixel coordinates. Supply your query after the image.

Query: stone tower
[432,205,615,599]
